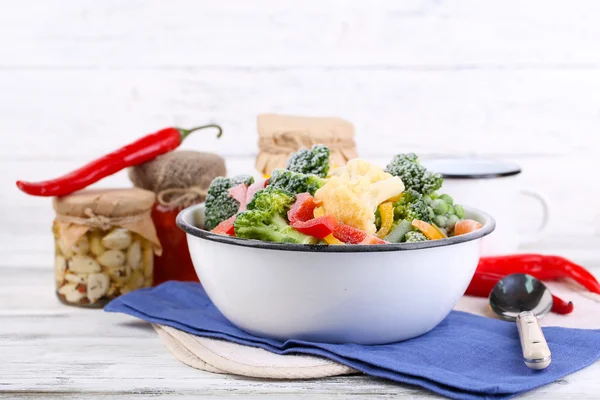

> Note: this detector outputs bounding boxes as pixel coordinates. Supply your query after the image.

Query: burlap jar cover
[129,150,226,209]
[255,113,359,176]
[53,188,162,256]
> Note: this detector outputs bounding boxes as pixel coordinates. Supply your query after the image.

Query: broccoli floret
[204,175,254,231]
[267,169,326,196]
[234,187,318,244]
[393,189,434,223]
[286,144,331,178]
[385,153,443,195]
[404,231,428,243]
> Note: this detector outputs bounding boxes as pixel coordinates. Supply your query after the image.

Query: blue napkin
[105,282,600,400]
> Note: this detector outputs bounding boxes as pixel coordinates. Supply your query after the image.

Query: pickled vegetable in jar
[52,188,162,308]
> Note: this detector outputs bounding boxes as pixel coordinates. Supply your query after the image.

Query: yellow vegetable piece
[313,206,325,218]
[411,219,445,240]
[263,174,271,179]
[431,223,448,239]
[376,201,394,238]
[323,234,344,245]
[387,193,403,203]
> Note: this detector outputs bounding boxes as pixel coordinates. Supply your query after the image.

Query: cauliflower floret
[315,176,376,233]
[315,159,405,234]
[330,159,391,184]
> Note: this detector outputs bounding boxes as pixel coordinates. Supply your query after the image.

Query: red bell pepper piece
[291,215,337,239]
[287,193,321,223]
[211,215,236,236]
[332,223,368,244]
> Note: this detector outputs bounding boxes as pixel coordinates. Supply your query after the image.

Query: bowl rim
[176,203,496,253]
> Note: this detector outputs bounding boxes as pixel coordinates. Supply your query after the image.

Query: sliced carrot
[411,219,445,240]
[454,219,483,236]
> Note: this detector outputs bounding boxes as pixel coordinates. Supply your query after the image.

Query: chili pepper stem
[178,124,223,141]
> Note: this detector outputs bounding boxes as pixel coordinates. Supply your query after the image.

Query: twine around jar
[55,208,148,231]
[156,186,209,209]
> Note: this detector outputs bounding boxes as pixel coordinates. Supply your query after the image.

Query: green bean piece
[384,220,413,243]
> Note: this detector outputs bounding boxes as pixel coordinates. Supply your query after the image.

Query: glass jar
[54,224,154,308]
[151,203,199,286]
[52,188,161,308]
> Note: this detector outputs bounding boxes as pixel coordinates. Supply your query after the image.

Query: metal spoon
[489,273,553,370]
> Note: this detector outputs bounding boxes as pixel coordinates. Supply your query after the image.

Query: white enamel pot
[177,204,495,345]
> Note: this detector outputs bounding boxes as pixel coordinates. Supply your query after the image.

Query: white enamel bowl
[177,204,495,345]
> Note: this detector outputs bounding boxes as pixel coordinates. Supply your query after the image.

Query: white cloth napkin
[154,280,600,379]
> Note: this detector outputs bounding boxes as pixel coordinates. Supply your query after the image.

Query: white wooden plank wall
[1,1,599,271]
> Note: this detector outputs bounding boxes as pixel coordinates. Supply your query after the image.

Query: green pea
[446,214,459,228]
[431,199,449,215]
[433,215,447,228]
[447,204,455,215]
[454,204,465,219]
[428,207,436,220]
[439,194,453,205]
[423,194,433,205]
[430,192,440,200]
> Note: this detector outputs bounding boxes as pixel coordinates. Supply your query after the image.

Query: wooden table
[2,264,600,400]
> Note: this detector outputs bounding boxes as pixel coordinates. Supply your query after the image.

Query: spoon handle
[517,311,552,370]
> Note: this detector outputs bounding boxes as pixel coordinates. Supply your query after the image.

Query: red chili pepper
[287,193,321,224]
[16,124,222,197]
[552,295,575,314]
[465,270,574,315]
[332,223,368,244]
[478,254,600,295]
[291,215,337,239]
